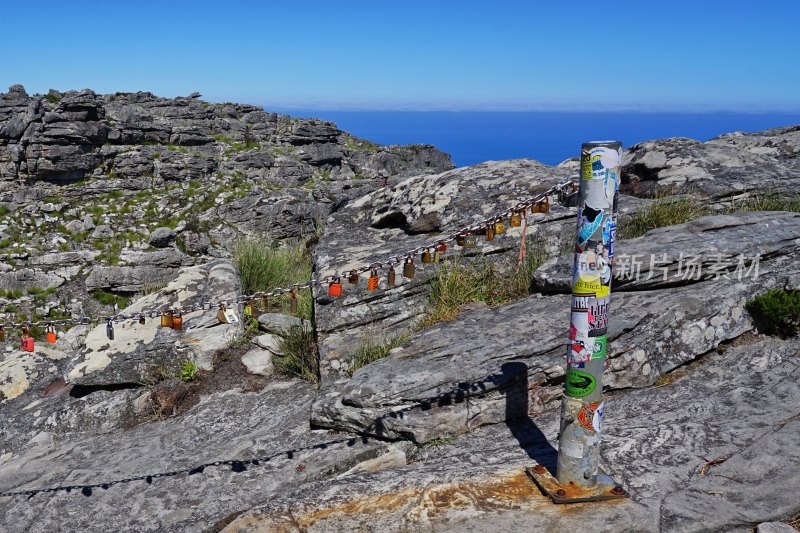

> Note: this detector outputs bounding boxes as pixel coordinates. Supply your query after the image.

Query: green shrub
[90,289,131,309]
[349,332,410,375]
[180,360,198,382]
[745,289,800,337]
[274,325,318,383]
[234,237,313,319]
[619,196,709,239]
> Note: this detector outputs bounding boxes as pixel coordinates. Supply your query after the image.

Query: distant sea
[270,110,800,167]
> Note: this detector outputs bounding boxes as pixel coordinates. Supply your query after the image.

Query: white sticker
[592,401,605,433]
[223,308,240,324]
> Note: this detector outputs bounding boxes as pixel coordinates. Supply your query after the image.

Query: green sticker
[565,369,596,397]
[591,336,607,360]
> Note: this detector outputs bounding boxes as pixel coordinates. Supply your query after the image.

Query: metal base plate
[525,466,628,504]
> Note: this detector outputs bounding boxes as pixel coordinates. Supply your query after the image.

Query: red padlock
[328,276,343,297]
[20,326,34,352]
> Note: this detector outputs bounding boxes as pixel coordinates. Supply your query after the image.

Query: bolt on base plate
[525,465,628,504]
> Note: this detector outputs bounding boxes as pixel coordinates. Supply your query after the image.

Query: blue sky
[2,0,798,111]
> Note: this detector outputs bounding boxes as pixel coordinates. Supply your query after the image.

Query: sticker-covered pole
[555,141,621,488]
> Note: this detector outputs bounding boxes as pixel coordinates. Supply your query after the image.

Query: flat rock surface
[227,336,800,532]
[0,380,394,533]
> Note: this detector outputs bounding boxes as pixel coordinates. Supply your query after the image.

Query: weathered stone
[241,348,275,376]
[67,259,242,386]
[257,313,310,336]
[254,333,283,354]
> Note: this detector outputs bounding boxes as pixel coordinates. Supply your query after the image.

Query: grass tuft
[349,332,411,375]
[274,325,318,383]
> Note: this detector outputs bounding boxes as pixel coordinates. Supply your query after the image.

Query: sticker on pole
[565,369,596,397]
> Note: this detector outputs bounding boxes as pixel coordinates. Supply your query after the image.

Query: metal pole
[528,141,626,503]
[557,140,621,484]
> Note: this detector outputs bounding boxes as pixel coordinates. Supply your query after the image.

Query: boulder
[147,227,175,248]
[241,348,275,377]
[66,259,242,386]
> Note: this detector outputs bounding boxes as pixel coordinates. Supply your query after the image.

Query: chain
[0,178,578,332]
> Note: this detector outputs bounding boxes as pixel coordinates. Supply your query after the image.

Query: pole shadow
[500,362,558,474]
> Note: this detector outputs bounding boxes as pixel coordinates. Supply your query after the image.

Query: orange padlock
[46,325,57,344]
[437,242,448,253]
[172,311,183,331]
[20,326,34,352]
[367,269,379,291]
[328,276,343,297]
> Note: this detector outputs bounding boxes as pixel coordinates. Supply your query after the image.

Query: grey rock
[241,348,275,376]
[90,224,114,239]
[0,380,395,533]
[254,333,283,354]
[84,249,186,292]
[178,231,210,255]
[756,523,797,533]
[147,226,175,248]
[224,337,800,532]
[257,313,310,336]
[67,259,242,386]
[64,219,84,233]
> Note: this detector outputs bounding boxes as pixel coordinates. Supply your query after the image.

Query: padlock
[348,270,359,285]
[403,257,415,280]
[106,319,114,341]
[538,197,550,214]
[217,304,229,324]
[261,295,269,310]
[0,326,5,343]
[421,249,432,264]
[456,234,466,247]
[46,325,57,344]
[494,219,506,235]
[139,315,146,325]
[290,289,298,315]
[328,276,343,297]
[367,269,379,291]
[387,267,396,287]
[243,301,253,316]
[464,234,477,249]
[161,309,174,328]
[172,311,183,331]
[486,224,495,241]
[531,202,540,214]
[20,326,34,352]
[434,250,441,263]
[509,211,522,227]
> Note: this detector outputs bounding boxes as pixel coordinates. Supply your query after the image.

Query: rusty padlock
[538,197,550,214]
[509,211,522,227]
[403,257,416,280]
[172,311,183,331]
[348,270,359,285]
[486,223,495,242]
[421,249,432,264]
[161,309,174,328]
[387,266,396,287]
[456,234,466,247]
[290,288,298,315]
[464,234,477,249]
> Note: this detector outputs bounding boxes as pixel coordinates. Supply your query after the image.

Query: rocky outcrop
[623,125,800,199]
[310,211,800,443]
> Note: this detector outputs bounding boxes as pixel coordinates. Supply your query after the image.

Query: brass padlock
[456,234,466,247]
[217,304,229,324]
[161,309,173,328]
[486,224,495,241]
[20,326,34,352]
[290,289,298,315]
[139,315,146,325]
[531,202,540,214]
[328,276,343,297]
[387,267,396,287]
[509,211,522,227]
[348,270,359,285]
[464,234,477,248]
[367,269,379,291]
[403,257,415,280]
[0,326,5,343]
[261,295,269,310]
[494,219,506,235]
[172,311,183,331]
[421,249,432,264]
[106,319,115,341]
[46,325,57,344]
[538,197,550,214]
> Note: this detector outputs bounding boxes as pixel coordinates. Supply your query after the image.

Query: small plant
[274,324,318,383]
[350,332,410,375]
[180,360,198,382]
[90,289,131,309]
[745,289,800,337]
[619,196,709,239]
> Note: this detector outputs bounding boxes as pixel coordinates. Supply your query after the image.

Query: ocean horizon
[269,110,800,167]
